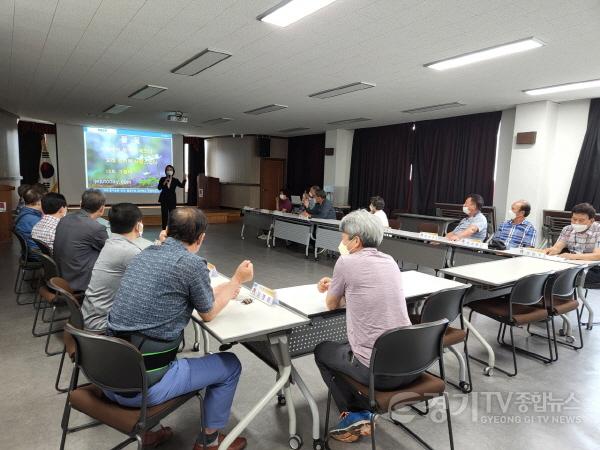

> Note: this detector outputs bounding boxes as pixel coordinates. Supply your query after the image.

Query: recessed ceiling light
[171,49,232,76]
[524,78,600,96]
[279,127,310,133]
[244,104,288,115]
[424,37,543,71]
[309,82,375,99]
[202,118,234,125]
[258,0,338,27]
[103,104,131,114]
[327,117,371,126]
[128,84,168,100]
[402,102,465,114]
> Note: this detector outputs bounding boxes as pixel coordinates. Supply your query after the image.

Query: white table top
[498,248,600,267]
[275,271,467,317]
[440,256,575,287]
[384,228,499,253]
[192,274,309,343]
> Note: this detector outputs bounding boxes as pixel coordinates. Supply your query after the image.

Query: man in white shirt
[369,196,389,227]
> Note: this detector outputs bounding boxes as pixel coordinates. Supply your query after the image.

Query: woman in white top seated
[369,196,389,227]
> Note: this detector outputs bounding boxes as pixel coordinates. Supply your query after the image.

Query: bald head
[167,207,208,244]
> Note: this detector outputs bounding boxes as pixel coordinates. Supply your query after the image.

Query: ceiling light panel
[258,0,338,27]
[171,49,232,76]
[309,82,375,99]
[202,118,234,125]
[279,127,310,133]
[103,104,131,114]
[424,37,543,71]
[524,79,600,96]
[327,117,371,126]
[244,104,288,115]
[128,85,168,100]
[402,102,465,114]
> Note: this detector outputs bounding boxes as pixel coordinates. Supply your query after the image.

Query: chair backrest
[388,218,401,230]
[48,276,74,295]
[370,319,448,378]
[418,222,438,234]
[31,238,52,257]
[65,323,146,393]
[50,279,84,329]
[420,286,470,325]
[39,254,59,281]
[12,229,29,261]
[550,266,583,299]
[510,273,549,306]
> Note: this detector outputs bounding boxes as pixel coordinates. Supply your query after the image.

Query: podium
[0,185,15,243]
[197,175,220,209]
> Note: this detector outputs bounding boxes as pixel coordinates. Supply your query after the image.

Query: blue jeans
[104,353,242,429]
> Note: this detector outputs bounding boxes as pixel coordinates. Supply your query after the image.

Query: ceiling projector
[167,111,189,123]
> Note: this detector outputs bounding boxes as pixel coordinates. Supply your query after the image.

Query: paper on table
[276,284,328,316]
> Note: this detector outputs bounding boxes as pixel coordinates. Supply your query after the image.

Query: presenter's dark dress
[158,177,186,229]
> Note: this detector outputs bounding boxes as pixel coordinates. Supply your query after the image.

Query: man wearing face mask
[313,210,412,443]
[158,164,186,230]
[545,203,600,285]
[302,185,320,211]
[446,193,488,241]
[301,189,336,219]
[495,200,537,248]
[31,192,67,253]
[107,207,253,450]
[82,203,146,333]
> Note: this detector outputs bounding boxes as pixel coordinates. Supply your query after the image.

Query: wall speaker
[516,131,537,145]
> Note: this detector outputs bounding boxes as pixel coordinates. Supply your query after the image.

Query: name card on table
[251,282,278,305]
[513,248,567,262]
[419,232,439,240]
[207,262,219,278]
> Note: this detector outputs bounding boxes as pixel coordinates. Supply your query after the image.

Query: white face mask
[166,170,174,176]
[507,210,517,220]
[572,224,589,233]
[462,206,470,215]
[338,241,350,256]
[138,222,144,237]
[279,194,286,200]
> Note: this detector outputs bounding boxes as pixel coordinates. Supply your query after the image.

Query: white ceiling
[1,0,600,137]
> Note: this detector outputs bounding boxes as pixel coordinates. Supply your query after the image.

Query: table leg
[241,223,245,240]
[463,317,495,375]
[218,334,292,450]
[292,366,321,443]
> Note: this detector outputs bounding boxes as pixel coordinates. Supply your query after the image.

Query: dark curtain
[18,121,56,185]
[411,111,501,214]
[184,136,205,206]
[348,123,414,212]
[565,98,600,210]
[286,133,325,195]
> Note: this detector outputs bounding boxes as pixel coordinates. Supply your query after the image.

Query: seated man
[446,193,488,241]
[545,202,600,285]
[302,185,320,211]
[81,203,144,332]
[495,200,537,248]
[53,189,108,292]
[314,210,413,443]
[369,196,388,227]
[107,207,253,450]
[14,186,44,258]
[31,192,67,252]
[302,189,336,219]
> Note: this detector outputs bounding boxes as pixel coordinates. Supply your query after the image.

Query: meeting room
[2,1,600,449]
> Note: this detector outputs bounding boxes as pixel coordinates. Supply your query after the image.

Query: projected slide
[84,127,173,193]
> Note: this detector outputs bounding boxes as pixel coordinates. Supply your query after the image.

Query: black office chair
[50,281,84,393]
[528,266,585,358]
[32,253,66,339]
[32,237,52,257]
[322,319,453,450]
[12,229,42,305]
[60,324,204,450]
[410,286,473,393]
[468,273,553,377]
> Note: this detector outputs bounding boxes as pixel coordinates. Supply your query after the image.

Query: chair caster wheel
[313,439,325,450]
[565,335,575,344]
[192,343,200,352]
[483,367,494,377]
[289,435,302,449]
[277,394,287,406]
[459,381,471,393]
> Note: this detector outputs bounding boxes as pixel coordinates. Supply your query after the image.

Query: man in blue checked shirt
[495,200,537,248]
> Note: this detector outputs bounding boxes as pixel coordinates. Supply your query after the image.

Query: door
[260,158,285,210]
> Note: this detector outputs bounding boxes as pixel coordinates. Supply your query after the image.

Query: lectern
[196,175,220,209]
[0,185,15,243]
